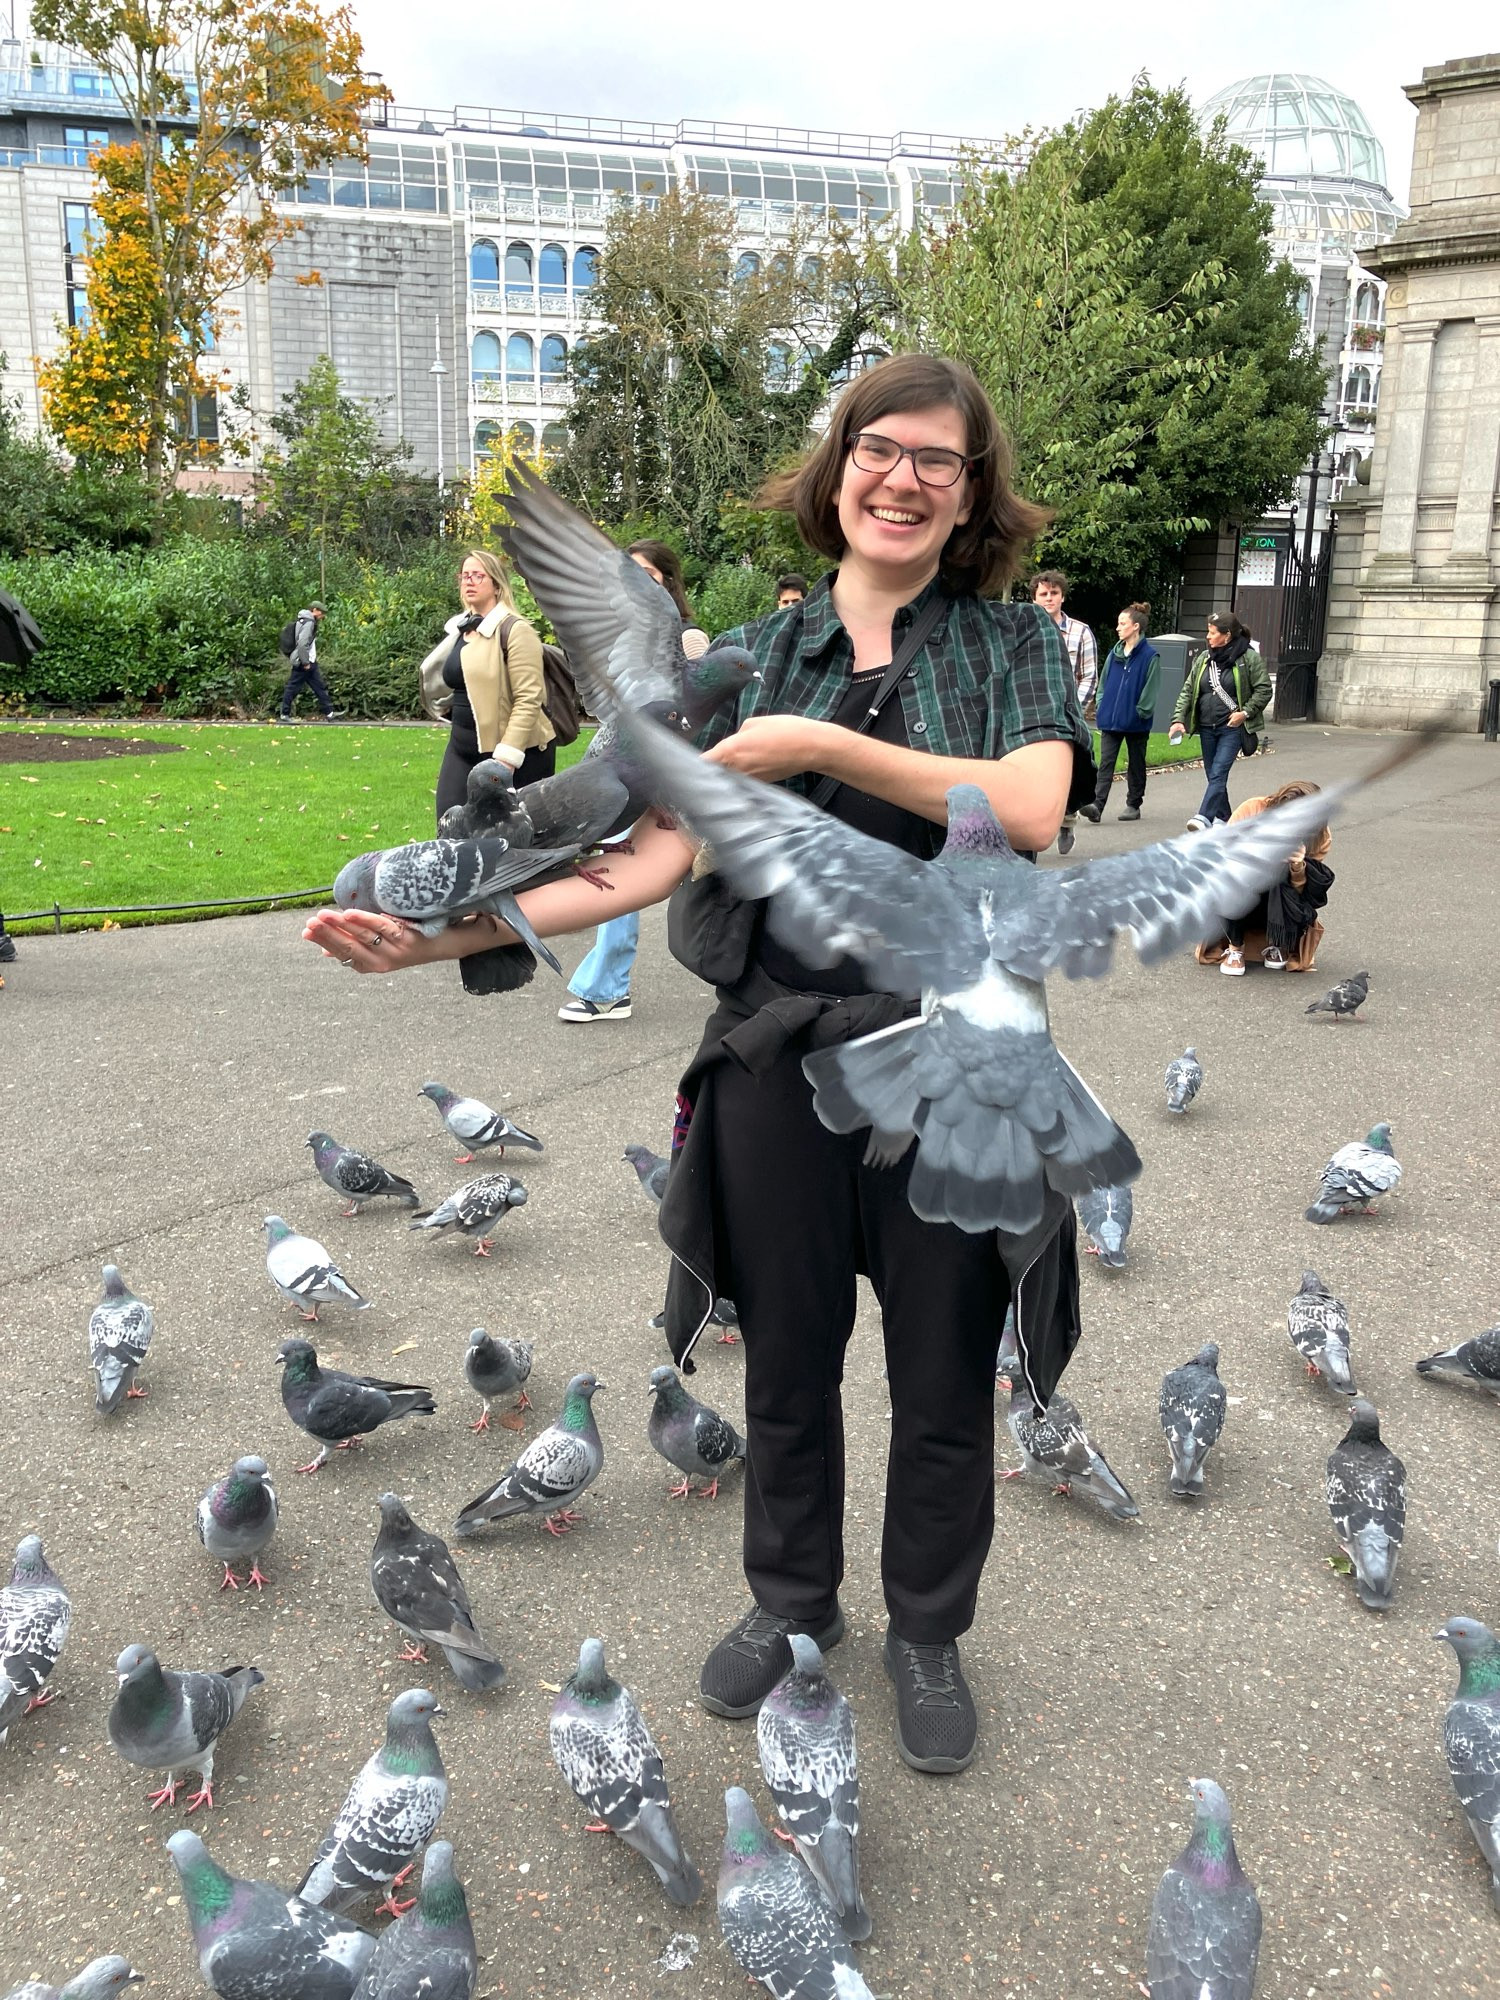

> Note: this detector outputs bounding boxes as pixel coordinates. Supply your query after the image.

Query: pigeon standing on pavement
[623,1143,670,1205]
[262,1216,368,1321]
[1164,1047,1203,1115]
[349,1840,478,2000]
[0,1535,70,1746]
[647,1365,746,1498]
[1286,1270,1356,1393]
[1306,970,1370,1022]
[88,1263,154,1413]
[998,1377,1139,1520]
[1077,1184,1133,1268]
[1416,1323,1500,1400]
[196,1456,278,1591]
[1305,1122,1402,1224]
[549,1637,702,1908]
[107,1645,263,1811]
[1,1955,143,1999]
[369,1494,507,1694]
[1158,1344,1227,1501]
[410,1173,529,1256]
[717,1785,875,2000]
[298,1690,449,1917]
[306,1132,419,1216]
[757,1631,870,1942]
[1435,1617,1500,1914]
[1326,1399,1406,1612]
[455,1373,605,1537]
[463,1327,533,1431]
[1146,1778,1262,2000]
[277,1338,436,1474]
[419,1083,543,1164]
[165,1827,375,1999]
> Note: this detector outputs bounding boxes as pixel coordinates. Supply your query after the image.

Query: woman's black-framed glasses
[847,431,974,488]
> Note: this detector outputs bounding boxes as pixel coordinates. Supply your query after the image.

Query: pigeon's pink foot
[185,1781,216,1814]
[472,1241,493,1257]
[773,1824,798,1847]
[999,1466,1026,1481]
[515,1389,532,1412]
[336,1435,364,1451]
[22,1689,57,1715]
[1084,1243,1101,1257]
[299,1306,320,1322]
[294,1453,328,1474]
[1305,1360,1322,1379]
[715,1329,740,1345]
[147,1777,181,1810]
[695,1479,721,1501]
[469,1407,491,1433]
[247,1563,270,1590]
[125,1383,149,1398]
[454,1151,475,1164]
[667,1478,692,1500]
[341,1204,361,1217]
[584,1819,612,1833]
[1052,1482,1073,1499]
[574,863,616,892]
[544,1508,583,1536]
[398,1642,430,1663]
[374,1891,415,1918]
[219,1565,241,1592]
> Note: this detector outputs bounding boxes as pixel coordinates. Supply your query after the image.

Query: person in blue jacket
[1078,601,1158,824]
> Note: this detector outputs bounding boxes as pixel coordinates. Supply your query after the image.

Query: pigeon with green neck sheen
[370,1494,507,1694]
[1305,1121,1401,1224]
[298,1690,448,1918]
[549,1637,701,1908]
[165,1828,374,1999]
[758,1631,870,1942]
[2,1955,143,2000]
[454,1373,604,1537]
[1146,1777,1262,1999]
[1326,1398,1405,1611]
[351,1841,477,2000]
[716,1786,875,1999]
[1158,1344,1226,1501]
[306,1133,419,1216]
[1435,1617,1500,1912]
[196,1456,277,1591]
[276,1338,435,1475]
[0,1535,70,1745]
[1286,1270,1355,1393]
[107,1644,263,1812]
[262,1217,368,1321]
[1416,1323,1500,1400]
[88,1263,154,1413]
[418,1084,542,1165]
[647,1365,745,1498]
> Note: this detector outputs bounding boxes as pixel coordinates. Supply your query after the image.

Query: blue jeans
[1196,724,1245,823]
[568,912,639,1003]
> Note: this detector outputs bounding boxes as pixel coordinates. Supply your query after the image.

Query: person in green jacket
[1168,612,1272,829]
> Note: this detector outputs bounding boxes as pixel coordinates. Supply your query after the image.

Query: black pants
[1094,729,1148,810]
[1225,865,1331,950]
[435,733,557,826]
[709,1041,1009,1644]
[280,661,333,716]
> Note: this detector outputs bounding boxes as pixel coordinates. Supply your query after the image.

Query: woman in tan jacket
[420,549,555,824]
[1196,778,1334,975]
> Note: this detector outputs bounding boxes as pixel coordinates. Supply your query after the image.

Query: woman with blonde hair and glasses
[420,548,555,824]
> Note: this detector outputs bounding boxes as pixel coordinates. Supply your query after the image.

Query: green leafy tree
[262,354,410,592]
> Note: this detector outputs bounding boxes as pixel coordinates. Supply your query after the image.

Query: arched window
[766,340,793,388]
[734,251,761,283]
[539,243,566,294]
[474,420,501,457]
[471,331,501,383]
[1344,366,1372,407]
[1354,281,1381,325]
[573,245,598,290]
[542,421,568,454]
[509,421,536,450]
[505,242,534,295]
[801,254,824,285]
[1293,279,1312,325]
[506,331,535,384]
[540,334,568,378]
[470,239,499,290]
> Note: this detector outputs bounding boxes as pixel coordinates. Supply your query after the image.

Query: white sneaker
[1262,946,1286,970]
[1185,815,1209,832]
[557,996,632,1023]
[1220,948,1245,977]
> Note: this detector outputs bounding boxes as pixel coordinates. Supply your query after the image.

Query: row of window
[472,332,570,383]
[293,141,449,213]
[456,144,671,200]
[1342,366,1379,409]
[470,241,597,292]
[474,419,568,457]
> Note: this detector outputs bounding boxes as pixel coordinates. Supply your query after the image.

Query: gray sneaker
[1056,824,1076,856]
[883,1629,977,1773]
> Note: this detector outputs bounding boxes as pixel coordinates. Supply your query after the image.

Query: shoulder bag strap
[806,592,950,810]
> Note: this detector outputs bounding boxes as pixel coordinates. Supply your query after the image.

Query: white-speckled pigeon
[277,1338,435,1475]
[463,1327,533,1431]
[196,1457,278,1592]
[624,1144,670,1204]
[1158,1344,1226,1501]
[549,1637,701,1908]
[1435,1617,1500,1914]
[1306,969,1369,1021]
[0,1535,70,1747]
[88,1263,154,1414]
[262,1216,368,1321]
[2,1956,143,2000]
[165,1828,374,1999]
[717,1785,875,1999]
[998,1378,1139,1520]
[1164,1046,1203,1115]
[107,1645,263,1811]
[306,1133,418,1216]
[1326,1399,1405,1612]
[410,1173,528,1256]
[1416,1323,1500,1400]
[419,1083,542,1164]
[350,1841,477,2000]
[369,1494,506,1694]
[1286,1270,1356,1393]
[1305,1122,1401,1224]
[1077,1184,1133,1268]
[647,1365,745,1498]
[1146,1778,1262,2000]
[455,1373,604,1537]
[758,1632,870,1942]
[370,835,576,948]
[298,1690,448,1917]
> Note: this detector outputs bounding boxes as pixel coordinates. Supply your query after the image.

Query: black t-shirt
[442,628,476,741]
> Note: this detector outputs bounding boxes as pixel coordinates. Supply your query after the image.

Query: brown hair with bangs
[756,354,1051,597]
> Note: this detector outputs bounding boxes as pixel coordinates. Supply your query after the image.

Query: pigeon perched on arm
[717,1785,875,2000]
[647,1365,745,1498]
[298,1690,448,1918]
[196,1457,278,1591]
[306,1133,418,1217]
[1286,1270,1356,1393]
[1416,1323,1500,1400]
[0,1535,70,1746]
[1434,1617,1500,1913]
[1158,1344,1226,1501]
[1326,1399,1405,1611]
[1164,1047,1203,1115]
[88,1263,154,1413]
[623,1143,670,1205]
[549,1637,701,1908]
[757,1631,870,1941]
[1077,1184,1132,1268]
[277,1338,435,1475]
[1305,1122,1402,1224]
[409,1173,528,1257]
[463,1327,533,1431]
[165,1828,374,2000]
[369,1494,506,1694]
[350,1841,477,2000]
[1306,970,1370,1021]
[262,1216,368,1321]
[455,1373,604,1537]
[1,1956,143,2000]
[998,1378,1139,1520]
[419,1083,542,1164]
[1146,1778,1262,1999]
[107,1645,263,1812]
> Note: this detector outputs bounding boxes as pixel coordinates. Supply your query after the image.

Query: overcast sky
[341,0,1500,201]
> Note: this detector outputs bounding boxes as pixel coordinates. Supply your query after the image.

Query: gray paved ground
[1,721,1498,1998]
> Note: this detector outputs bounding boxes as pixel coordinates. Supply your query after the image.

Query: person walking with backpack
[277,603,342,722]
[1077,602,1158,824]
[1169,612,1272,830]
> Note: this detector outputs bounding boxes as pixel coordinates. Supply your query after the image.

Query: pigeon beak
[432,1703,448,1718]
[594,1380,607,1392]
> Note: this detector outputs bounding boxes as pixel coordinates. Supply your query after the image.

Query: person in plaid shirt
[1031,569,1097,855]
[307,355,1091,1778]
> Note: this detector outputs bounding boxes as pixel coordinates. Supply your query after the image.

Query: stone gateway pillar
[1319,54,1500,728]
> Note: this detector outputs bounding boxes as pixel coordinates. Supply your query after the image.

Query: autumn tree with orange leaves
[34,0,385,498]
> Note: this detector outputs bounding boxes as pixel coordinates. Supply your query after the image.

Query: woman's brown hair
[756,353,1051,596]
[1261,778,1328,851]
[628,539,696,625]
[1121,600,1151,636]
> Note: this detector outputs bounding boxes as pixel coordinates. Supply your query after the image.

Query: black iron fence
[1273,534,1335,723]
[10,886,334,933]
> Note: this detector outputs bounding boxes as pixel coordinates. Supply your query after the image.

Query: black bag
[499,614,581,747]
[277,617,299,658]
